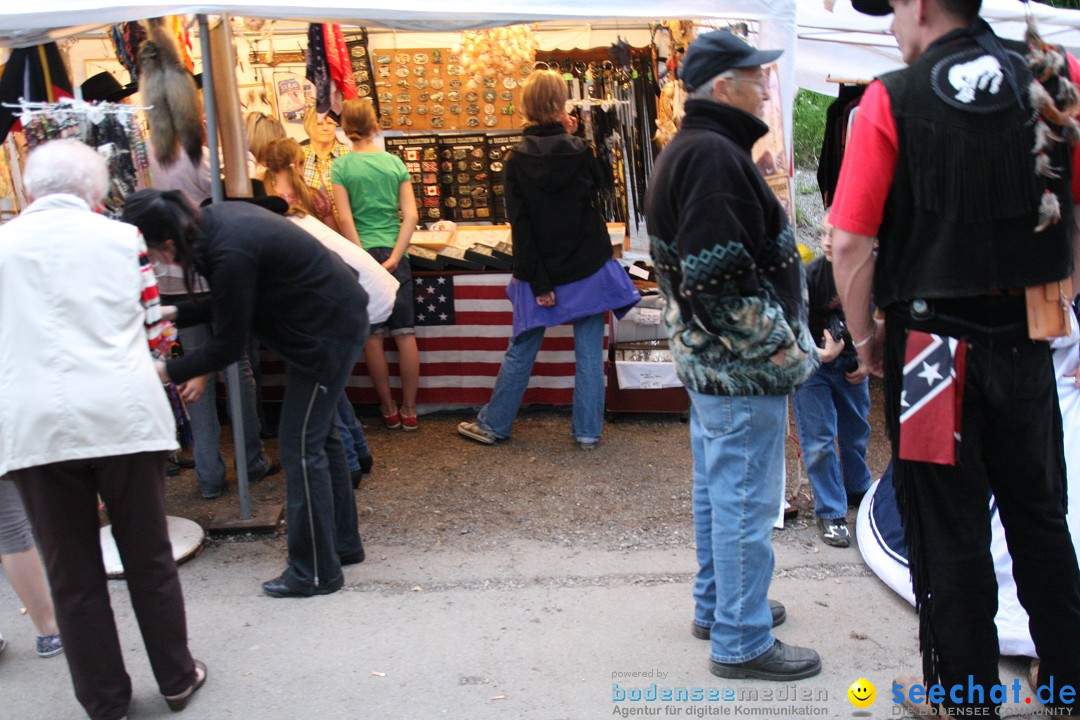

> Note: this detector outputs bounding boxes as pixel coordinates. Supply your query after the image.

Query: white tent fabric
[0,0,800,165]
[7,0,1080,95]
[797,0,1080,95]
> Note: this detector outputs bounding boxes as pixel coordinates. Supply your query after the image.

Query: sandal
[164,659,207,712]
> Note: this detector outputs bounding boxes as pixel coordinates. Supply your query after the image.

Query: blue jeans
[476,312,605,443]
[178,323,271,497]
[688,391,786,663]
[791,355,872,520]
[335,393,370,472]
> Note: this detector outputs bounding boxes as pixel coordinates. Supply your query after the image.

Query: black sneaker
[710,641,822,681]
[818,517,851,548]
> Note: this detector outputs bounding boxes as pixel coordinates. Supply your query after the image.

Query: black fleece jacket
[166,202,368,385]
[505,123,612,295]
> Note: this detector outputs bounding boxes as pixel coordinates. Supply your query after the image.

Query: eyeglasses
[729,75,768,91]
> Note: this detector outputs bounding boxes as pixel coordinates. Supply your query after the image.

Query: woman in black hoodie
[457,70,639,450]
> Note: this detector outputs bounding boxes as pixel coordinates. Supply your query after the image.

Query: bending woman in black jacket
[123,190,368,598]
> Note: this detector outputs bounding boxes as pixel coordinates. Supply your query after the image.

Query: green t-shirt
[329,151,410,250]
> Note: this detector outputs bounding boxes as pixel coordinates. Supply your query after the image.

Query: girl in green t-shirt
[331,99,421,431]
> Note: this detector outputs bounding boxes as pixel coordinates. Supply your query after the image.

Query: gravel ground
[165,167,876,555]
[166,387,891,556]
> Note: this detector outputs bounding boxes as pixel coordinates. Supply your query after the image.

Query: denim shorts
[366,246,415,336]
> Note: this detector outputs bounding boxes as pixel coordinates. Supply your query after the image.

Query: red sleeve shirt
[829,53,1080,239]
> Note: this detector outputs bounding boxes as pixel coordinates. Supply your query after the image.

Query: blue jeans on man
[688,391,786,663]
[791,355,871,520]
[475,312,605,443]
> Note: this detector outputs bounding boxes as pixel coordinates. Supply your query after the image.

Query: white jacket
[289,213,400,325]
[0,194,177,475]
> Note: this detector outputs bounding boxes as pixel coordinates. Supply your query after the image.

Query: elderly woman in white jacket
[0,139,205,720]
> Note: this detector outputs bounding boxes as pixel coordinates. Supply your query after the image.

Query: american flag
[898,330,967,465]
[259,273,603,406]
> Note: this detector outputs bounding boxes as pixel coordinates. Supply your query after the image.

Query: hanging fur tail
[1025,10,1078,231]
[138,18,203,168]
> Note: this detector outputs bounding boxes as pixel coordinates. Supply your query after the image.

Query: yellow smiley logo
[847,678,876,708]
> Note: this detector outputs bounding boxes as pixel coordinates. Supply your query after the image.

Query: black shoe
[170,456,196,469]
[340,548,365,566]
[250,461,282,485]
[692,599,786,639]
[818,517,851,548]
[261,572,343,598]
[709,640,822,681]
[847,491,866,508]
[166,464,181,477]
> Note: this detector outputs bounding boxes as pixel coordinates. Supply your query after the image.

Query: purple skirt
[508,259,642,339]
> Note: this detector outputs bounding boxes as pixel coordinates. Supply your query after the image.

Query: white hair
[689,71,728,101]
[689,69,757,102]
[23,138,109,206]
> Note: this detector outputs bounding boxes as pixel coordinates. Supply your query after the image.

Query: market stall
[0,4,807,420]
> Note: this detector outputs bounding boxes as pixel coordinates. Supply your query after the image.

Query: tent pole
[199,13,252,522]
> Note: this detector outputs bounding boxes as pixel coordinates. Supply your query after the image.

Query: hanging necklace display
[13,99,150,219]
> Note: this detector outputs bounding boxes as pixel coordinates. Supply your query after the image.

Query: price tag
[638,308,661,325]
[639,372,663,389]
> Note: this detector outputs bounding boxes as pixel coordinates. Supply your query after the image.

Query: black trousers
[11,451,196,720]
[276,340,363,591]
[885,296,1080,714]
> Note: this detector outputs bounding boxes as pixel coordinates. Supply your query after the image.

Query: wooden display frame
[372,48,529,132]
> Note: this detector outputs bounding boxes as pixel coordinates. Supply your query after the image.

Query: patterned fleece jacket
[644,99,818,396]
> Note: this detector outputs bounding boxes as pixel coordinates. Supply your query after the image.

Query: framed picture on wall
[272,68,314,123]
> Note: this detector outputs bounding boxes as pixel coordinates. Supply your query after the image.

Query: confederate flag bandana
[899,331,967,465]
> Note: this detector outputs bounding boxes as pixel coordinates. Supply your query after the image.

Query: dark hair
[122,189,202,295]
[939,0,981,21]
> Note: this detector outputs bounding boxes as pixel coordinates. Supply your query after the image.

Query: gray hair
[688,71,736,101]
[23,138,109,206]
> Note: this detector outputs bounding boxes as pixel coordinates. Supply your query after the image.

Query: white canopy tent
[0,1,801,157]
[797,0,1080,95]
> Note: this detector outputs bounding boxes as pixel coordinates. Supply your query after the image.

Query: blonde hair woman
[263,137,340,233]
[331,98,421,430]
[245,112,286,177]
[457,70,639,449]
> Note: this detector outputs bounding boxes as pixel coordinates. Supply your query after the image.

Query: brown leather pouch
[1025,278,1074,340]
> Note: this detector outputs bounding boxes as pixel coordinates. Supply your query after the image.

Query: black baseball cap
[852,0,981,16]
[680,29,783,92]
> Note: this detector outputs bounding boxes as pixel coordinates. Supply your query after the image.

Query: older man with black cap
[645,29,820,681]
[830,0,1080,715]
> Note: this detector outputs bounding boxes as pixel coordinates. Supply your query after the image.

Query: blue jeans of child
[178,323,271,497]
[791,355,872,520]
[335,393,370,472]
[476,312,605,443]
[689,391,787,663]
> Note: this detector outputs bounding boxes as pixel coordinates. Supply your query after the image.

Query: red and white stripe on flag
[898,330,967,466]
[258,273,607,406]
